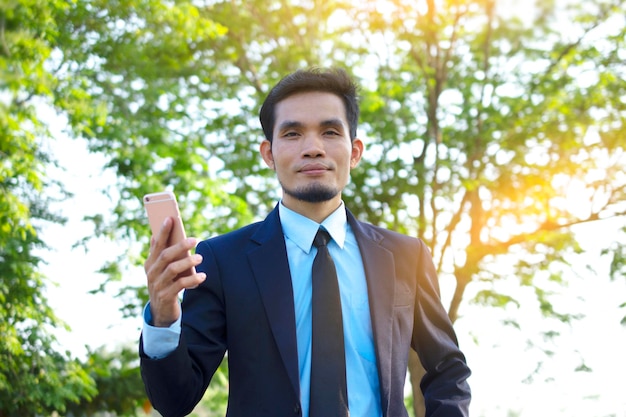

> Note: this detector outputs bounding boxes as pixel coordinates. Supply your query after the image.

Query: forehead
[274,91,347,126]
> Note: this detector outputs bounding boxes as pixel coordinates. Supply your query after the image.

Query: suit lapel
[245,207,397,410]
[247,207,300,398]
[347,210,396,415]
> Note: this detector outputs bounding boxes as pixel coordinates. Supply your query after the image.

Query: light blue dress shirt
[279,202,381,417]
[142,201,382,417]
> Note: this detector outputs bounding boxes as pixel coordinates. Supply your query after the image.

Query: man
[140,68,471,417]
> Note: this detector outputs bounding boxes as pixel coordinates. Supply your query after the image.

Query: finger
[147,270,206,327]
[153,217,173,252]
[145,217,175,273]
[147,243,202,290]
[150,270,206,300]
[176,272,207,290]
[163,252,203,280]
[156,237,198,267]
[147,267,206,326]
[146,217,172,259]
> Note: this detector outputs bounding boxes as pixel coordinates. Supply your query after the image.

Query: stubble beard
[282,182,339,203]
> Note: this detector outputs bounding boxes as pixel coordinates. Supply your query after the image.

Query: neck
[281,196,342,224]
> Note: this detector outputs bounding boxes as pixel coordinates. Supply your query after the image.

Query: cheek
[271,152,289,170]
[336,162,351,182]
[271,154,293,179]
[270,143,295,162]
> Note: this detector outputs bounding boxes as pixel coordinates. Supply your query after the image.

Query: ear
[350,138,364,169]
[260,139,275,170]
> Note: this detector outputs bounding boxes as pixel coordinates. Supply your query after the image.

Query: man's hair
[259,67,360,142]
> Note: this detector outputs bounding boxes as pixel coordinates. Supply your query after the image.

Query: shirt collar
[279,201,347,253]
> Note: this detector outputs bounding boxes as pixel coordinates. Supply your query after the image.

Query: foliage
[2,0,625,415]
[346,3,625,410]
[602,226,626,324]
[346,0,626,323]
[47,0,368,321]
[64,346,147,417]
[0,0,98,415]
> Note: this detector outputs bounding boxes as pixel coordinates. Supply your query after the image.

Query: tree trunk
[408,350,426,417]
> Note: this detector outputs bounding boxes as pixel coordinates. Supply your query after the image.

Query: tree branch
[0,13,10,57]
[437,190,470,272]
[540,7,608,83]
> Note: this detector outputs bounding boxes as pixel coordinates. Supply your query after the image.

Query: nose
[301,134,325,158]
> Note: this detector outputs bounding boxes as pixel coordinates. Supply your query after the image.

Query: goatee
[282,183,339,203]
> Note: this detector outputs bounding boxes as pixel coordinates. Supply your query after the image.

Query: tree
[1,0,218,414]
[344,0,626,414]
[55,0,626,415]
[0,0,97,415]
[48,1,363,414]
[4,0,625,415]
[63,347,148,417]
[50,0,363,341]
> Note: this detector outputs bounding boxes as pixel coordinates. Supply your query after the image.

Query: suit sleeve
[139,240,227,417]
[411,239,471,417]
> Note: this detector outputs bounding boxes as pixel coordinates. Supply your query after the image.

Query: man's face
[260,91,363,211]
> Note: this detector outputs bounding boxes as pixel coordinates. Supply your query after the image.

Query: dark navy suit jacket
[140,206,471,417]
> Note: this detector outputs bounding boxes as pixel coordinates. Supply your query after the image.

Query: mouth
[298,163,330,175]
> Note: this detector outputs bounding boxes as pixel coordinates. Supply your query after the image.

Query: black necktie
[310,229,349,417]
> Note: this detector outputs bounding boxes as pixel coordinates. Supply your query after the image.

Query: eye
[323,130,341,136]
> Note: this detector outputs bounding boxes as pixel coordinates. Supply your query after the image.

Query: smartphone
[143,191,196,276]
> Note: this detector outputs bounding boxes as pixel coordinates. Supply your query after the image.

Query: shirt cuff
[141,302,182,359]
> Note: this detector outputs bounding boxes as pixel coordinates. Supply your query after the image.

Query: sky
[41,133,626,417]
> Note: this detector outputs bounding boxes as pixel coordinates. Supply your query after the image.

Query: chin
[283,183,339,203]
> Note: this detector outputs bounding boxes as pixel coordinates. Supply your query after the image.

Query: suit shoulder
[197,221,263,251]
[360,221,421,246]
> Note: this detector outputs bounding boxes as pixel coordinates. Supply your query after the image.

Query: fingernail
[192,254,202,262]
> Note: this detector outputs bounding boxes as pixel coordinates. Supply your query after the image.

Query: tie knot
[313,229,331,248]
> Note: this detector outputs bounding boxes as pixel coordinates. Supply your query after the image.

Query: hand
[144,217,206,327]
